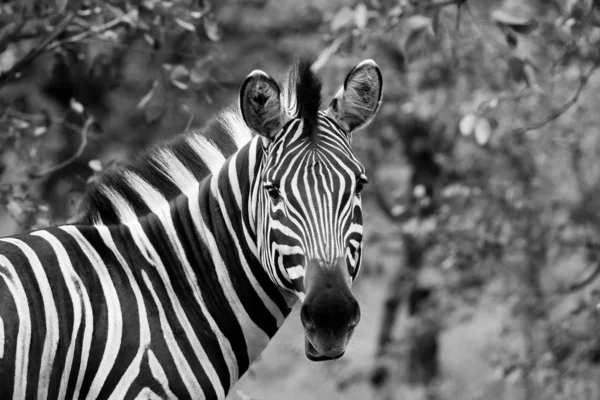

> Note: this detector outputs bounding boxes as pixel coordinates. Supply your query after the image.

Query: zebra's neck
[111,135,296,388]
[193,133,297,331]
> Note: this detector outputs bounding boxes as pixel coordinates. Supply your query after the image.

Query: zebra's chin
[305,336,346,361]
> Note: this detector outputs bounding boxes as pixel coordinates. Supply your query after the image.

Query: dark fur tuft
[292,59,322,139]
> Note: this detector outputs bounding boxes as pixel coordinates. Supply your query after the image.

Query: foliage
[0,0,226,227]
[339,0,600,398]
[2,0,600,399]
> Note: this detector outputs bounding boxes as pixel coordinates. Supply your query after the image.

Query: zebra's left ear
[328,59,383,132]
[240,70,284,139]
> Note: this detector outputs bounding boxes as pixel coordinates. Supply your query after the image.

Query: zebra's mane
[282,59,322,141]
[78,108,253,225]
[79,59,321,225]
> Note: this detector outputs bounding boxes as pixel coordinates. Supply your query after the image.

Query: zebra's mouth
[305,337,345,362]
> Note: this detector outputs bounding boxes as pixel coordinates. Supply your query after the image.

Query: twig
[0,13,74,88]
[47,10,137,51]
[511,61,599,135]
[28,117,93,179]
[432,0,467,8]
[184,112,194,132]
[555,237,600,252]
[562,260,600,293]
[455,0,463,33]
[311,34,349,72]
[550,1,599,73]
[4,108,103,139]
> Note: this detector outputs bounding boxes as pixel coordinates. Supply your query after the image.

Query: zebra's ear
[240,70,284,138]
[328,59,382,132]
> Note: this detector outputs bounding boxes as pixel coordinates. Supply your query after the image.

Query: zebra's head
[240,59,382,361]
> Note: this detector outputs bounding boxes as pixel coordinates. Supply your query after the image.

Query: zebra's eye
[265,184,280,201]
[356,177,368,195]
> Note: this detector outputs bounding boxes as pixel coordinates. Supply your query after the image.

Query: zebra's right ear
[240,70,284,139]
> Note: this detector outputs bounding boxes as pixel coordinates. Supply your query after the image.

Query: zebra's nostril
[349,299,361,328]
[300,304,316,331]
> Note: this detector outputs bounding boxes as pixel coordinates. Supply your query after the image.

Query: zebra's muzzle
[300,258,360,362]
[305,336,345,361]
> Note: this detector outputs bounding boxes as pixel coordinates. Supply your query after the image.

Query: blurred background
[2,0,600,399]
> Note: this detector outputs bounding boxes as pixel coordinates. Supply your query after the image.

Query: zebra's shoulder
[78,107,253,225]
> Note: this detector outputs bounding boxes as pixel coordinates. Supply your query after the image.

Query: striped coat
[0,135,292,399]
[0,58,383,399]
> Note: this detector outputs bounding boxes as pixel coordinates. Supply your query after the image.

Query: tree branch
[431,0,467,8]
[47,10,144,51]
[28,117,93,179]
[562,260,600,293]
[511,61,599,135]
[0,13,73,88]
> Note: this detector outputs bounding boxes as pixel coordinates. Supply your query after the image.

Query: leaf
[105,3,124,17]
[33,126,47,137]
[474,117,492,146]
[405,15,433,32]
[145,104,166,123]
[355,3,368,30]
[175,18,196,32]
[6,200,24,222]
[143,33,156,48]
[413,184,426,198]
[77,8,93,16]
[140,77,166,123]
[403,29,433,59]
[432,9,441,36]
[88,159,102,172]
[567,0,593,20]
[0,43,18,73]
[142,0,158,10]
[170,64,189,90]
[459,113,477,136]
[507,57,527,83]
[403,15,434,59]
[523,63,543,93]
[190,61,210,84]
[331,6,355,31]
[388,6,403,19]
[12,119,30,129]
[505,31,518,48]
[56,0,68,12]
[391,204,407,217]
[121,9,139,27]
[202,14,222,42]
[70,98,84,114]
[171,80,188,90]
[491,9,538,34]
[590,6,600,27]
[137,80,158,109]
[311,35,346,72]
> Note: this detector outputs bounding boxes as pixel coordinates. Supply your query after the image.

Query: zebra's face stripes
[241,59,382,361]
[259,114,367,293]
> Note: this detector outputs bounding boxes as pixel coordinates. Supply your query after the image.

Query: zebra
[0,58,383,399]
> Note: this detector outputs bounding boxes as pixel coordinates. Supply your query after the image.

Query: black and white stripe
[0,59,382,398]
[256,112,365,295]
